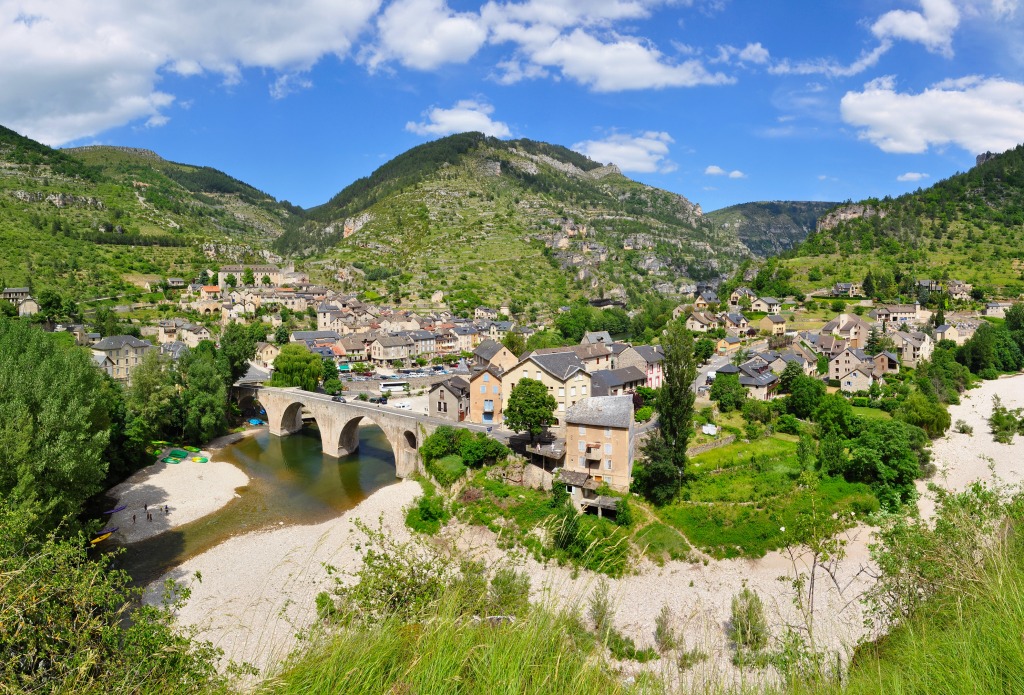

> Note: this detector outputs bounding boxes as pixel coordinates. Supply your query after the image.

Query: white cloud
[525,29,733,91]
[897,172,930,181]
[366,0,488,70]
[841,75,1024,153]
[768,42,891,78]
[572,131,675,173]
[737,42,770,64]
[406,100,512,138]
[705,164,745,178]
[0,0,381,144]
[871,0,960,57]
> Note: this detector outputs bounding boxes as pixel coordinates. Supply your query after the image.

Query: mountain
[706,201,836,257]
[0,125,300,298]
[782,144,1024,296]
[275,132,753,312]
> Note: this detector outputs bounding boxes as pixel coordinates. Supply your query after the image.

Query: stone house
[934,324,959,344]
[891,331,934,368]
[831,282,862,297]
[469,367,503,425]
[91,335,153,384]
[728,287,757,308]
[254,341,281,370]
[751,297,781,315]
[590,366,647,397]
[503,352,591,432]
[473,339,519,373]
[370,335,414,366]
[946,281,973,302]
[838,366,876,393]
[617,345,664,389]
[564,395,636,493]
[719,312,749,336]
[758,314,787,336]
[430,376,470,422]
[685,311,719,333]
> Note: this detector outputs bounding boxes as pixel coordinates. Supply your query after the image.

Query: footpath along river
[112,424,398,586]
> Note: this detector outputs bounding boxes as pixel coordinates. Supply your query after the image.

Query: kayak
[191,456,208,463]
[183,446,201,453]
[98,526,119,535]
[162,457,182,464]
[103,504,126,514]
[90,532,113,546]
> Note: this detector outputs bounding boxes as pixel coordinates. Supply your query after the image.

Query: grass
[634,522,691,565]
[851,406,892,420]
[264,595,631,695]
[655,435,879,559]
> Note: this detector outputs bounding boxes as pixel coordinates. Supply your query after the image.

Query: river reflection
[113,425,397,586]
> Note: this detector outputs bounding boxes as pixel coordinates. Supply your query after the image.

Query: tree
[655,322,698,473]
[218,321,261,385]
[225,273,237,288]
[265,325,285,347]
[125,349,179,445]
[181,352,228,443]
[710,372,746,412]
[503,378,557,441]
[0,319,112,532]
[812,393,856,438]
[816,434,848,476]
[631,436,680,506]
[694,337,715,364]
[778,360,803,393]
[0,299,16,318]
[1006,302,1024,332]
[502,330,526,358]
[242,267,255,286]
[788,375,826,420]
[270,343,323,391]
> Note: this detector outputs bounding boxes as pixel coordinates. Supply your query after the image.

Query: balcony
[583,445,602,461]
[525,438,565,460]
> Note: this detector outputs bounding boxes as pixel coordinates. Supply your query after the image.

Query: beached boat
[162,457,183,464]
[90,532,113,545]
[103,504,126,514]
[191,456,209,463]
[184,446,201,453]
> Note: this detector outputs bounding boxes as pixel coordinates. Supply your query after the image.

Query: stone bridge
[257,386,436,477]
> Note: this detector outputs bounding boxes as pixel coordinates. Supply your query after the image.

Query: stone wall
[686,434,737,457]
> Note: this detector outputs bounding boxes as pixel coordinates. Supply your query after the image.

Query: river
[113,424,398,586]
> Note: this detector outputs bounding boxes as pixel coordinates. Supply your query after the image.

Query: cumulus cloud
[405,100,512,138]
[366,0,488,70]
[737,42,770,64]
[572,131,676,173]
[705,164,746,178]
[840,75,1024,153]
[0,0,380,144]
[897,172,930,181]
[524,29,733,91]
[871,0,960,57]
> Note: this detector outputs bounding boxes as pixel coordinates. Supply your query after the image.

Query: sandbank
[106,435,253,544]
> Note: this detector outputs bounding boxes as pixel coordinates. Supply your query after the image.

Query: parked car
[331,395,347,403]
[394,402,410,409]
[368,396,388,404]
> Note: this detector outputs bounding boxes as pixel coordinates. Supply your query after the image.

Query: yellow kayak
[90,532,113,546]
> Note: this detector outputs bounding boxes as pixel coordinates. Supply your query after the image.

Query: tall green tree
[0,319,110,532]
[125,349,180,445]
[274,324,290,345]
[503,378,557,441]
[219,322,262,384]
[242,267,255,286]
[656,321,698,473]
[778,360,803,393]
[181,352,228,443]
[270,343,324,391]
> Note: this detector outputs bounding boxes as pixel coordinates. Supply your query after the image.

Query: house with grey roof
[590,366,647,397]
[91,335,153,383]
[617,344,665,388]
[564,395,636,493]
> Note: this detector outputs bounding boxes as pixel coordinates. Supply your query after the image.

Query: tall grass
[261,595,631,695]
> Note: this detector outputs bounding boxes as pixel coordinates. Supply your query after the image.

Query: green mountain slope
[706,200,836,257]
[0,126,300,298]
[277,132,752,311]
[781,144,1024,296]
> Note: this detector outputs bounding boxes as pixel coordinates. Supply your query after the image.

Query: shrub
[729,587,768,652]
[775,414,801,435]
[487,568,530,617]
[654,604,678,652]
[954,419,974,435]
[406,483,450,535]
[852,397,870,407]
[614,497,634,527]
[989,396,1020,444]
[634,405,654,422]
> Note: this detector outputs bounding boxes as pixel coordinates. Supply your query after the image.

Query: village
[3,262,1009,512]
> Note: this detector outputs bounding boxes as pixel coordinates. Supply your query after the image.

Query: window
[493,385,499,394]
[558,387,565,397]
[578,440,585,452]
[570,386,576,397]
[605,427,611,437]
[483,373,489,382]
[605,459,613,470]
[439,390,445,400]
[437,401,443,411]
[604,443,612,455]
[480,385,486,393]
[581,385,587,395]
[579,425,586,435]
[566,485,574,494]
[536,370,542,380]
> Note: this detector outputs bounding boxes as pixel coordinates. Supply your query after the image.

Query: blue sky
[2,0,1023,212]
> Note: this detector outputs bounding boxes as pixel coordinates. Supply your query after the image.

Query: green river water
[113,425,398,586]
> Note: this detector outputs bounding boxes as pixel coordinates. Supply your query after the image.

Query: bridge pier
[269,401,304,437]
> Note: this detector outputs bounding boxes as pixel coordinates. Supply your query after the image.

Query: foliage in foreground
[0,502,229,694]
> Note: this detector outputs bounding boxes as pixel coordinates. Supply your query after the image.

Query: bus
[379,380,410,395]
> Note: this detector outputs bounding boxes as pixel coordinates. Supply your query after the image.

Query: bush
[729,587,768,652]
[954,419,974,435]
[775,414,801,435]
[614,497,634,527]
[406,482,450,534]
[634,405,654,422]
[655,604,678,652]
[852,397,870,407]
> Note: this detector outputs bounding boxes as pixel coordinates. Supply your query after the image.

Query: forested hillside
[0,127,301,298]
[276,132,753,313]
[782,144,1024,296]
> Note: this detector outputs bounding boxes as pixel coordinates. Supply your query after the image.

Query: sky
[2,0,1024,212]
